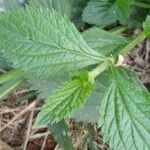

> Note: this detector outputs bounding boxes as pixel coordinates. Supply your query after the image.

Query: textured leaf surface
[0,0,24,11]
[143,15,150,37]
[82,28,129,56]
[29,0,72,17]
[82,0,116,27]
[34,74,92,125]
[29,0,89,28]
[99,66,150,150]
[0,6,103,79]
[82,0,131,27]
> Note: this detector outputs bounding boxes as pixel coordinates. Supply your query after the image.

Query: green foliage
[34,72,93,125]
[82,0,150,28]
[0,70,25,101]
[99,66,150,150]
[143,15,150,37]
[29,0,72,17]
[0,54,11,70]
[82,0,132,27]
[0,6,105,79]
[0,1,150,149]
[28,75,69,99]
[48,120,74,150]
[82,27,129,56]
[0,0,24,11]
[126,6,149,28]
[28,0,89,27]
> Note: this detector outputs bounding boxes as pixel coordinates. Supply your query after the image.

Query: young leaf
[72,67,146,123]
[143,15,150,37]
[99,66,150,150]
[34,72,93,125]
[82,27,129,56]
[82,0,132,27]
[0,6,104,79]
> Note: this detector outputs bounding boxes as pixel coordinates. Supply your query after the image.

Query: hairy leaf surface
[99,66,150,150]
[0,6,104,79]
[29,0,72,17]
[34,74,93,125]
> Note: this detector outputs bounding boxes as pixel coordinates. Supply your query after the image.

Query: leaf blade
[99,67,150,150]
[0,6,104,79]
[34,74,93,125]
[82,0,132,27]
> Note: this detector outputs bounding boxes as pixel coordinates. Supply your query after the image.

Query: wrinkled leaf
[34,72,93,125]
[0,6,104,79]
[99,66,150,150]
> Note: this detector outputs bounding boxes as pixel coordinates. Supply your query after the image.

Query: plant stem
[119,31,146,55]
[133,1,150,9]
[89,60,113,82]
[110,25,128,34]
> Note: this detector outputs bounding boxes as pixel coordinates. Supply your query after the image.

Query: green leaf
[0,53,11,70]
[82,0,116,27]
[34,73,93,125]
[72,67,146,123]
[82,0,132,27]
[0,77,24,101]
[82,27,129,56]
[0,70,25,101]
[126,6,149,28]
[28,0,89,28]
[48,120,74,150]
[143,15,150,37]
[0,6,104,79]
[29,0,73,17]
[71,70,110,123]
[99,66,150,150]
[0,69,22,84]
[71,91,101,123]
[115,0,132,24]
[0,0,24,11]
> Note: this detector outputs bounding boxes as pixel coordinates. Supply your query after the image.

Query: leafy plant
[0,0,150,149]
[82,0,150,27]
